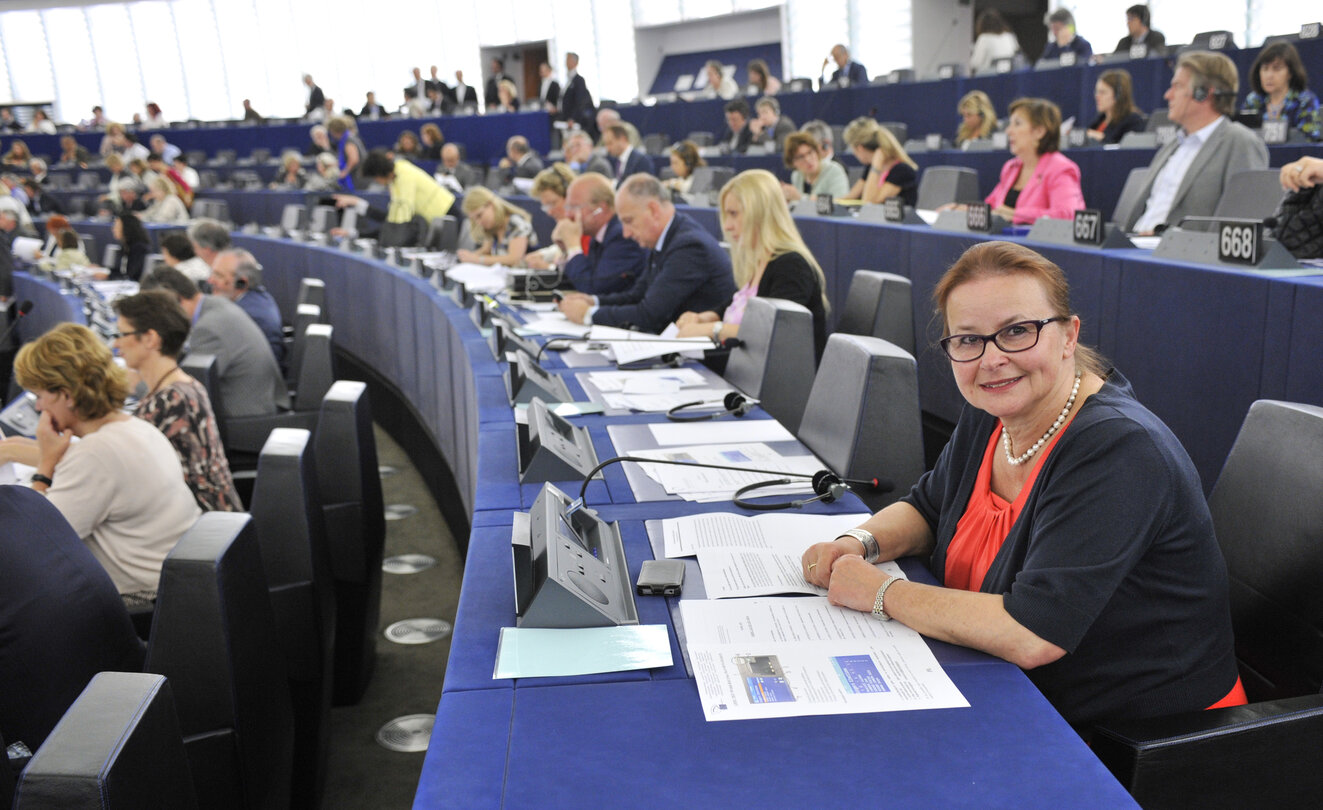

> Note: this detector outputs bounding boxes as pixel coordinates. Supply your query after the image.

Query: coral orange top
[945,420,1247,710]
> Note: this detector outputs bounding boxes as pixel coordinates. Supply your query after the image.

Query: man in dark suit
[824,44,867,88]
[358,91,387,120]
[484,58,511,109]
[538,62,561,110]
[209,248,285,368]
[1114,5,1166,54]
[720,99,754,154]
[560,52,595,131]
[406,67,428,105]
[557,173,734,334]
[603,124,652,189]
[553,173,647,295]
[453,70,479,109]
[1124,51,1267,234]
[0,206,16,391]
[303,74,325,116]
[500,136,544,183]
[435,144,480,191]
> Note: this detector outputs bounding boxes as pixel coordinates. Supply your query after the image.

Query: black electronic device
[0,392,40,438]
[511,483,638,628]
[636,560,684,596]
[488,317,540,361]
[505,352,575,405]
[1027,215,1134,250]
[857,198,926,226]
[517,397,600,483]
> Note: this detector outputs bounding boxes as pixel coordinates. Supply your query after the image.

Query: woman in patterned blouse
[1244,41,1321,142]
[112,290,242,512]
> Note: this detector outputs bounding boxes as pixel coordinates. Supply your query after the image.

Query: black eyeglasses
[112,330,144,340]
[940,317,1068,362]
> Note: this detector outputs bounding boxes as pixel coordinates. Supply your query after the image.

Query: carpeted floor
[322,426,464,810]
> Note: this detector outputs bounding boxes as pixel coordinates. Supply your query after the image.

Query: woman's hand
[523,252,550,271]
[1281,156,1323,192]
[801,536,867,588]
[781,182,801,202]
[35,410,73,470]
[991,204,1016,220]
[826,555,889,612]
[674,320,716,339]
[675,311,718,327]
[936,202,966,213]
[332,193,364,209]
[456,248,481,264]
[1085,128,1104,142]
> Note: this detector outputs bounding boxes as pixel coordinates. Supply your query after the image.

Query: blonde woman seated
[458,186,537,266]
[303,152,341,192]
[140,175,190,224]
[493,79,521,114]
[524,163,576,271]
[780,131,849,203]
[676,169,828,360]
[956,90,998,146]
[841,118,919,206]
[662,140,706,196]
[0,323,201,595]
[270,150,307,189]
[939,98,1084,225]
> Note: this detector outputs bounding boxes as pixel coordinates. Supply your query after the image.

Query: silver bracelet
[872,577,901,621]
[838,529,879,563]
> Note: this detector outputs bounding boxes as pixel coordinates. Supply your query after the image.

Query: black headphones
[733,470,890,511]
[234,277,248,289]
[1191,85,1232,103]
[666,391,755,422]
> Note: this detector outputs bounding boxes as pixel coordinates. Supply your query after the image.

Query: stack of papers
[680,598,968,721]
[446,263,509,294]
[520,312,591,337]
[585,368,729,412]
[630,442,821,502]
[660,511,881,599]
[586,324,711,366]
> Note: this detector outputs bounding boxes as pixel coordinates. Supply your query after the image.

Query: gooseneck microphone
[535,334,717,363]
[567,454,889,515]
[0,300,34,347]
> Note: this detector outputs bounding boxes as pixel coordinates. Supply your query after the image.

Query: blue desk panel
[13,272,87,340]
[419,673,1135,809]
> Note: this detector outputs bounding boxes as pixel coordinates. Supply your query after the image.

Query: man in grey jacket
[1125,51,1268,234]
[142,267,289,418]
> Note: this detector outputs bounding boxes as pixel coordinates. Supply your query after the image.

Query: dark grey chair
[1093,400,1323,810]
[690,166,734,195]
[285,304,323,386]
[916,166,979,209]
[14,673,198,809]
[296,277,326,313]
[308,205,338,234]
[428,215,459,252]
[797,334,924,510]
[280,204,309,234]
[248,428,334,810]
[1111,167,1152,230]
[835,270,914,355]
[685,131,714,147]
[225,323,333,456]
[145,512,294,810]
[1212,169,1287,222]
[723,297,816,433]
[315,381,386,706]
[642,132,669,155]
[179,353,224,445]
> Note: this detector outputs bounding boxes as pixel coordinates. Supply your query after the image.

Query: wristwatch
[872,577,900,621]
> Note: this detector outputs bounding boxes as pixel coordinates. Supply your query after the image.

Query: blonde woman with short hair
[675,169,828,359]
[458,186,537,266]
[0,323,200,595]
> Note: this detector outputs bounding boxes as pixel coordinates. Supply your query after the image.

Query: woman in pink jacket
[984,97,1084,224]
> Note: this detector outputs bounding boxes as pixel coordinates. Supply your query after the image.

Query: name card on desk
[882,197,904,223]
[1218,221,1263,266]
[1059,51,1077,67]
[1129,43,1149,59]
[994,57,1014,74]
[1261,120,1288,144]
[966,202,993,232]
[1302,22,1320,39]
[1073,209,1105,245]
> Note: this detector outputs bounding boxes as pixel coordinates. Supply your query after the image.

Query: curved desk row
[225,236,1136,809]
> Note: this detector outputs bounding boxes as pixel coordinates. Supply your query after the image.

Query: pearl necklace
[1002,374,1080,466]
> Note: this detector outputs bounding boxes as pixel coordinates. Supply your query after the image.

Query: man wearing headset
[208,248,285,368]
[1125,50,1268,235]
[552,172,647,295]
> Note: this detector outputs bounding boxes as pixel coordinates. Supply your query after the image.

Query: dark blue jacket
[236,286,286,367]
[595,211,734,334]
[829,61,868,86]
[611,149,654,186]
[564,215,646,295]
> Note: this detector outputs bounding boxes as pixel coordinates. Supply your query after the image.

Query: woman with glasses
[801,241,1243,732]
[113,290,241,512]
[0,323,201,597]
[524,163,576,271]
[780,131,849,203]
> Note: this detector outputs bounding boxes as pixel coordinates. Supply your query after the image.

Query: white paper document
[587,324,711,366]
[631,443,822,502]
[446,263,510,294]
[518,313,591,338]
[648,420,793,447]
[585,367,709,393]
[680,598,968,721]
[493,625,673,679]
[660,512,871,559]
[600,388,734,413]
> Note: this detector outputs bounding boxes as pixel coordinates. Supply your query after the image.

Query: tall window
[0,12,56,108]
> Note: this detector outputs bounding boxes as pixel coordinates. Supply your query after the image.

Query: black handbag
[1271,185,1323,259]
